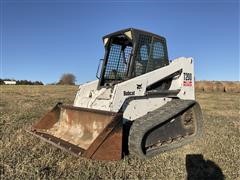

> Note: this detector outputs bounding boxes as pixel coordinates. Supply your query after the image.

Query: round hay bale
[212,81,225,92]
[223,82,240,93]
[203,81,213,92]
[195,81,205,92]
[222,82,233,92]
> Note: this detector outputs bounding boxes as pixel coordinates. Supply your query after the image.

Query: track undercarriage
[129,99,203,158]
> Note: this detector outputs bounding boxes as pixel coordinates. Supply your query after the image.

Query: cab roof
[102,28,166,42]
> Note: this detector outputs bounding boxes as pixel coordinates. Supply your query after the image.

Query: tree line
[0,79,44,85]
[0,73,76,85]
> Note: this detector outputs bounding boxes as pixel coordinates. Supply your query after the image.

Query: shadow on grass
[186,154,225,180]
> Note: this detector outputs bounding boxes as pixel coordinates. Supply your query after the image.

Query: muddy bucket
[27,103,123,160]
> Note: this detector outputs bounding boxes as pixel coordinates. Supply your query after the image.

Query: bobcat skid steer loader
[28,28,203,160]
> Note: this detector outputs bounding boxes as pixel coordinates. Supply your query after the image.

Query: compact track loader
[28,28,203,160]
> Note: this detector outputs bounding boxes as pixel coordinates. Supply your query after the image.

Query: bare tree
[58,73,76,85]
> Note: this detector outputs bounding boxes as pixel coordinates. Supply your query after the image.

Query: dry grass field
[0,85,239,179]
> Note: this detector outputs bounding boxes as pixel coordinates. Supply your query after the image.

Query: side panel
[74,80,99,107]
[122,97,171,121]
[74,80,113,111]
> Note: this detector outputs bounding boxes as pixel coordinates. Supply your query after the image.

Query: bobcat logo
[137,84,142,90]
[123,91,135,96]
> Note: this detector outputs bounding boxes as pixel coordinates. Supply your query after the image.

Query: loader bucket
[27,103,123,160]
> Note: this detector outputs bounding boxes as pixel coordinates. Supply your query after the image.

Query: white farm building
[4,81,17,85]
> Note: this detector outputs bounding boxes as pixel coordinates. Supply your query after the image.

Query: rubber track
[128,99,203,159]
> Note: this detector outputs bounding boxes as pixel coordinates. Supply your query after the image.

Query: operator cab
[98,28,169,87]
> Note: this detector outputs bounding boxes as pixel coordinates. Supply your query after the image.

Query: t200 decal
[183,73,192,86]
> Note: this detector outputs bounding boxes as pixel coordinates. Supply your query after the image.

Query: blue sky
[1,0,239,84]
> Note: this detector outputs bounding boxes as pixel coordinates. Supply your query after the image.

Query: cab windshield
[103,35,133,83]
